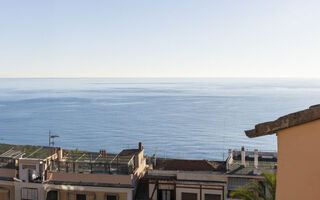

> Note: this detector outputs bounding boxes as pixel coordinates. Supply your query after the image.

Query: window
[158,190,174,200]
[22,188,38,200]
[106,194,118,200]
[76,194,86,200]
[0,187,10,200]
[181,193,197,200]
[47,190,58,200]
[205,194,221,200]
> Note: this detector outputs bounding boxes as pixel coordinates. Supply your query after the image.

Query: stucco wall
[47,172,133,185]
[14,181,47,200]
[0,182,15,200]
[0,168,16,178]
[134,150,147,178]
[177,172,227,182]
[149,183,157,200]
[45,183,133,200]
[277,119,320,200]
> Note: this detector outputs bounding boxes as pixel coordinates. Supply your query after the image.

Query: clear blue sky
[0,0,319,78]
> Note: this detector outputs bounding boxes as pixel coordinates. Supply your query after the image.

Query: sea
[0,78,320,160]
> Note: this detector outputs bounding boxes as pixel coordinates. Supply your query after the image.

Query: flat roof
[154,158,225,172]
[227,160,277,176]
[245,104,320,138]
[0,143,56,159]
[64,149,140,164]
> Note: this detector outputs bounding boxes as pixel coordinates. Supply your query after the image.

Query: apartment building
[245,104,320,200]
[0,142,147,200]
[140,157,227,200]
[0,143,58,200]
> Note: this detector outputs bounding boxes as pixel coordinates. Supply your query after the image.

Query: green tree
[230,171,276,200]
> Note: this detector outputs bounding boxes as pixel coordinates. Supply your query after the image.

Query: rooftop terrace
[50,148,142,175]
[0,143,56,159]
[0,143,57,169]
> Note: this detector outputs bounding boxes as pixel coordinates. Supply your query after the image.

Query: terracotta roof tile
[245,104,320,138]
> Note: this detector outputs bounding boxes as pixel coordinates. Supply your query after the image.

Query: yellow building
[245,104,320,200]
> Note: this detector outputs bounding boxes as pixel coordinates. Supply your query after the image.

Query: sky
[0,0,320,78]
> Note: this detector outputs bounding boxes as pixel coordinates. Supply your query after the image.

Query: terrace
[50,150,137,175]
[46,144,146,187]
[0,143,56,160]
[0,143,57,170]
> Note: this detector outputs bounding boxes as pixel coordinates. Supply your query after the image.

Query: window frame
[105,193,119,200]
[21,187,38,200]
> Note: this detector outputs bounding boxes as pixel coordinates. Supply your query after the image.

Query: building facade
[245,104,320,200]
[0,142,147,200]
[140,158,227,200]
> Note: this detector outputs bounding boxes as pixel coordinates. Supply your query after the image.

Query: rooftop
[0,142,143,175]
[233,150,277,162]
[51,146,142,175]
[64,150,135,164]
[227,149,277,176]
[245,104,320,138]
[0,143,57,169]
[227,160,277,176]
[0,143,56,159]
[154,158,225,172]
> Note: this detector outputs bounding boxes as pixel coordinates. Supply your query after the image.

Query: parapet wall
[47,171,133,185]
[0,168,16,178]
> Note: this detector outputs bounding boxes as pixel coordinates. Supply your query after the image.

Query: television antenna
[48,130,59,147]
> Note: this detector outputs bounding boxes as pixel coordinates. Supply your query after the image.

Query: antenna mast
[48,130,59,147]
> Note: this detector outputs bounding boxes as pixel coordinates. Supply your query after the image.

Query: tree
[230,171,276,200]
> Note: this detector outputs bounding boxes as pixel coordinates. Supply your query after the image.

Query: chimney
[138,142,143,151]
[226,149,233,171]
[254,149,259,168]
[228,149,233,164]
[58,147,63,160]
[241,146,246,166]
[100,149,106,158]
[152,154,156,167]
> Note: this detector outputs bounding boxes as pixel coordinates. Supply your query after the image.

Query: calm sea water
[1,78,320,160]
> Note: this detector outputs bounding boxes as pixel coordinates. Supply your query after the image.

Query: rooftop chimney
[152,154,156,167]
[58,147,63,160]
[138,142,143,151]
[228,149,233,164]
[254,149,259,168]
[226,149,233,171]
[241,146,246,166]
[100,149,106,158]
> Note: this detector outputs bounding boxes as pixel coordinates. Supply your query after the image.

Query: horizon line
[0,77,320,79]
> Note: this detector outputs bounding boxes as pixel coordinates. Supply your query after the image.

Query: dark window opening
[47,190,58,200]
[106,195,117,200]
[76,194,86,200]
[181,192,197,200]
[158,190,175,200]
[205,194,221,200]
